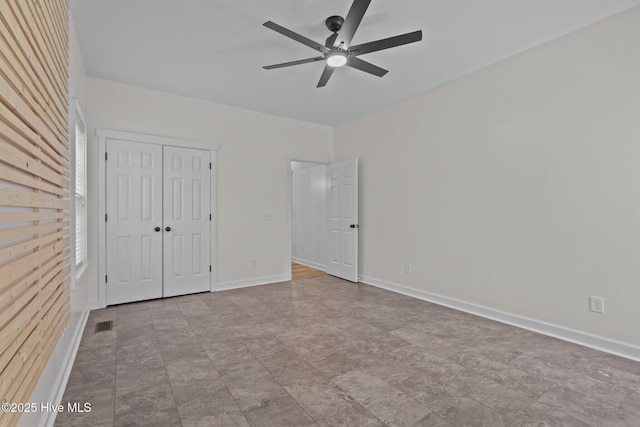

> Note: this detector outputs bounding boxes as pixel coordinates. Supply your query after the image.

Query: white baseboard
[43,309,90,427]
[359,275,640,363]
[292,257,326,271]
[216,275,290,291]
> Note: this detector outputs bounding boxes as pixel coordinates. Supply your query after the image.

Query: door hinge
[209,214,212,221]
[105,214,108,222]
[105,275,108,283]
[105,152,108,161]
[209,265,212,272]
[209,162,212,170]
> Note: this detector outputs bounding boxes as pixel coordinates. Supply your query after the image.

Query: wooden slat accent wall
[0,1,70,425]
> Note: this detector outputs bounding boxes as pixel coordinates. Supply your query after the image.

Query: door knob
[154,227,161,232]
[350,224,359,229]
[165,226,171,232]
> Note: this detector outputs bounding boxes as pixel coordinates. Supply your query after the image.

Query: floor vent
[95,321,113,333]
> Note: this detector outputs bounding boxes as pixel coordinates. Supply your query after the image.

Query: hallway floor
[56,276,640,426]
[291,262,327,280]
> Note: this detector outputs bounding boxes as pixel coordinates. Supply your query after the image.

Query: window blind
[74,118,86,268]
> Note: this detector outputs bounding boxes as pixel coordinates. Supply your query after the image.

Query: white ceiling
[70,0,640,127]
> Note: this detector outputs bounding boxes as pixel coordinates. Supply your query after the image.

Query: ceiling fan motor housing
[325,15,344,33]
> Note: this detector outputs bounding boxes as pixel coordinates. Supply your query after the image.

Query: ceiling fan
[262,0,422,88]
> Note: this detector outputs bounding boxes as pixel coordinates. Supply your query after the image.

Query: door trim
[97,129,218,308]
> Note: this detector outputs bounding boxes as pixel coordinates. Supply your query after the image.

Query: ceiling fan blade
[264,21,329,53]
[350,30,423,56]
[335,0,371,48]
[347,56,388,77]
[263,57,324,70]
[317,65,335,88]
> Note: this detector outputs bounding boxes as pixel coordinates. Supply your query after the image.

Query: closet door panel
[163,146,211,297]
[106,139,163,304]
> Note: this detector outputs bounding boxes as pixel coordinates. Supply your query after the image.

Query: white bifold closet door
[106,139,210,305]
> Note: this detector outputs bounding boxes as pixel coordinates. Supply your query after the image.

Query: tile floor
[56,276,640,426]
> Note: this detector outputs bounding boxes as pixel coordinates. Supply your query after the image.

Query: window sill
[74,262,89,283]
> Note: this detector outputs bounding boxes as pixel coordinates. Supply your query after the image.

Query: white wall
[334,7,640,347]
[20,18,91,427]
[292,162,327,268]
[86,77,333,299]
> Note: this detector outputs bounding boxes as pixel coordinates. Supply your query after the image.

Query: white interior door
[163,146,211,297]
[326,158,359,282]
[106,139,163,305]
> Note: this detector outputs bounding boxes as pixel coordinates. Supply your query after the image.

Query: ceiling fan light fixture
[326,51,348,68]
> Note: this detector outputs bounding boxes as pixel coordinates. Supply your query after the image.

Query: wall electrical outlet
[589,296,604,314]
[404,263,412,274]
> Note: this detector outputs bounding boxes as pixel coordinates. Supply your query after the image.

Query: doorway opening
[290,160,328,280]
